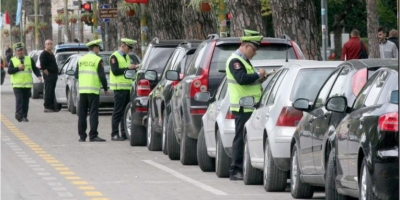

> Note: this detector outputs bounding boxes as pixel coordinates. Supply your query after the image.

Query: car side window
[314,68,341,108]
[218,79,228,100]
[328,66,351,98]
[61,58,71,74]
[161,50,180,78]
[186,43,206,75]
[66,57,76,71]
[259,70,281,106]
[266,69,288,105]
[352,72,381,110]
[377,71,397,105]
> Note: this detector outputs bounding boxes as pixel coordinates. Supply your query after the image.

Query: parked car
[123,38,190,147]
[325,67,398,199]
[54,43,88,54]
[195,60,286,175]
[165,35,306,165]
[29,50,44,99]
[146,41,201,152]
[289,59,398,199]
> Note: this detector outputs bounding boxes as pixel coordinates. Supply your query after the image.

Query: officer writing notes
[109,38,137,141]
[225,30,266,180]
[8,42,42,122]
[75,39,109,142]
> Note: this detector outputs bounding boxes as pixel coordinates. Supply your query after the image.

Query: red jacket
[341,37,367,61]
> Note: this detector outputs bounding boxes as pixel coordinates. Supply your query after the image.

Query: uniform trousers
[13,88,31,119]
[111,90,130,137]
[78,93,100,140]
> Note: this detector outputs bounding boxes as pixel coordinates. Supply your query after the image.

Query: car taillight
[189,68,209,98]
[352,68,367,96]
[378,112,398,132]
[190,109,207,115]
[225,110,235,119]
[136,106,147,112]
[276,106,303,127]
[137,79,151,96]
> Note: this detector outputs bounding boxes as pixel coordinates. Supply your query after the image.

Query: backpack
[359,41,368,59]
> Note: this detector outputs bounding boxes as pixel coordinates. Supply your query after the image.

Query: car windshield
[142,47,175,73]
[56,53,74,66]
[290,68,335,101]
[390,90,398,104]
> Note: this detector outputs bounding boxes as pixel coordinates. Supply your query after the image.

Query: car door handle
[309,117,315,123]
[266,113,270,118]
[324,114,328,119]
[256,116,260,120]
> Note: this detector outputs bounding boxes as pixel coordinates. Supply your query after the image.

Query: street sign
[99,4,117,23]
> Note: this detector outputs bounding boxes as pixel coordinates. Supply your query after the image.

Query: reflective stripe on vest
[10,56,33,88]
[109,51,132,90]
[78,54,101,94]
[225,53,261,113]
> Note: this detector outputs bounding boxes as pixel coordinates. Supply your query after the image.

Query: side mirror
[239,96,255,107]
[165,70,180,81]
[325,96,347,113]
[390,90,398,104]
[124,69,137,79]
[292,98,311,111]
[66,69,75,76]
[144,70,157,81]
[194,92,211,102]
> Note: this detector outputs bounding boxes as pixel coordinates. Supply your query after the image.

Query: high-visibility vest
[10,56,33,88]
[78,53,101,95]
[225,53,261,113]
[109,51,132,90]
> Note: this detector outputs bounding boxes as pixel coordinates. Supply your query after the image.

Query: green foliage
[260,0,271,17]
[377,0,397,31]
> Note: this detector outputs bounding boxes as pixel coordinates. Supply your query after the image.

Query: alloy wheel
[243,140,248,176]
[361,165,367,200]
[263,141,269,183]
[162,114,167,151]
[126,107,132,137]
[147,110,152,146]
[291,149,298,191]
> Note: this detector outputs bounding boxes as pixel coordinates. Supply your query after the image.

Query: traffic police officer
[109,38,137,141]
[8,42,42,122]
[75,39,109,142]
[226,30,267,180]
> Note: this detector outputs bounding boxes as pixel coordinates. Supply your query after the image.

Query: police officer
[8,42,42,122]
[75,39,109,142]
[109,38,137,141]
[226,30,267,180]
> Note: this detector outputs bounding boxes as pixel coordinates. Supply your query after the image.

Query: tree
[270,0,322,60]
[39,0,53,50]
[148,0,184,40]
[182,1,217,40]
[366,0,380,58]
[226,0,264,37]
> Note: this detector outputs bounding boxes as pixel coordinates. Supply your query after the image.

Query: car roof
[212,37,293,46]
[251,59,288,67]
[281,60,343,69]
[150,38,200,47]
[343,58,398,70]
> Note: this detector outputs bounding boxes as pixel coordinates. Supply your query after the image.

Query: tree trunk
[366,0,380,58]
[24,0,34,52]
[39,0,53,50]
[149,0,184,40]
[270,0,321,60]
[181,1,217,40]
[332,13,345,60]
[226,0,264,37]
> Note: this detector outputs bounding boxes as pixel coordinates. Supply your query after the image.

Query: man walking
[75,39,109,142]
[341,29,368,60]
[225,30,266,181]
[109,38,137,141]
[388,29,399,50]
[378,27,398,58]
[40,39,59,112]
[7,42,42,122]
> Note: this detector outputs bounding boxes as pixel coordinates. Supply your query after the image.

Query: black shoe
[121,135,128,141]
[111,135,124,141]
[22,117,29,122]
[44,108,55,113]
[15,113,22,122]
[229,172,244,181]
[89,136,106,142]
[79,138,86,142]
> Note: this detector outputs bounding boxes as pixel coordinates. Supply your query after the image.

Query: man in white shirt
[378,27,398,58]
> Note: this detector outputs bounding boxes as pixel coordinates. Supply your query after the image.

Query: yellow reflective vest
[109,51,132,90]
[10,56,33,88]
[225,53,261,113]
[78,53,101,95]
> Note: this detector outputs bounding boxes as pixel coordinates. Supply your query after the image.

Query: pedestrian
[387,29,399,50]
[225,29,267,181]
[40,39,59,112]
[109,38,137,141]
[341,29,368,61]
[7,42,42,122]
[378,27,398,58]
[75,39,109,142]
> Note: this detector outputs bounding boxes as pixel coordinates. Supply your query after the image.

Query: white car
[195,60,286,178]
[241,60,342,189]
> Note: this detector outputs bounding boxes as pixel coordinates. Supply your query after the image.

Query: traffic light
[226,13,231,37]
[81,2,92,11]
[80,1,93,26]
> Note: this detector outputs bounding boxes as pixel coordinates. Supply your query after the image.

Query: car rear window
[142,47,175,73]
[290,68,335,101]
[390,90,398,104]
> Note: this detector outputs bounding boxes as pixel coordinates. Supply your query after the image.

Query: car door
[299,68,341,174]
[55,58,72,102]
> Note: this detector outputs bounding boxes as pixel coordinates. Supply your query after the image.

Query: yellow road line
[85,191,103,196]
[79,186,95,190]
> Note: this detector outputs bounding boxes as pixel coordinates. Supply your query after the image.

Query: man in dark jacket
[39,39,59,112]
[341,29,368,60]
[388,29,399,50]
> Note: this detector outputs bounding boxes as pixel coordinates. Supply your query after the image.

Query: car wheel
[263,139,287,192]
[243,137,263,185]
[162,110,168,155]
[360,158,379,200]
[32,87,40,99]
[68,90,76,114]
[326,149,347,200]
[216,130,231,178]
[146,107,162,151]
[167,114,180,160]
[179,115,198,165]
[290,144,314,198]
[197,127,215,172]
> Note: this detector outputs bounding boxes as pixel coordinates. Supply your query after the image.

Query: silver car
[241,60,342,189]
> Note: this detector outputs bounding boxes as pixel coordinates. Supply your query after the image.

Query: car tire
[360,158,379,200]
[32,87,40,99]
[263,139,287,192]
[146,107,162,151]
[197,127,215,172]
[290,144,314,198]
[68,90,76,114]
[216,130,231,178]
[243,137,263,185]
[179,115,198,165]
[167,114,180,160]
[326,150,347,200]
[161,110,168,155]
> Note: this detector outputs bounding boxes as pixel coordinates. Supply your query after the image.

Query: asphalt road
[1,74,325,200]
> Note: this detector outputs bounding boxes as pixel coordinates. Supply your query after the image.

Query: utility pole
[321,0,328,60]
[34,0,39,50]
[78,0,83,42]
[64,0,69,43]
[218,0,227,38]
[93,0,98,40]
[140,4,147,57]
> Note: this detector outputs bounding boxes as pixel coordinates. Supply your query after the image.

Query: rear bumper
[132,96,148,127]
[372,148,399,200]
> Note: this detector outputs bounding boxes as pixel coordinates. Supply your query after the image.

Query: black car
[123,38,191,146]
[165,35,306,165]
[146,41,201,152]
[289,59,398,199]
[325,67,398,199]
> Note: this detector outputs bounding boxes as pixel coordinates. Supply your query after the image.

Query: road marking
[72,181,88,185]
[79,186,95,190]
[60,171,75,175]
[66,176,81,180]
[91,198,109,200]
[143,160,228,196]
[85,191,103,196]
